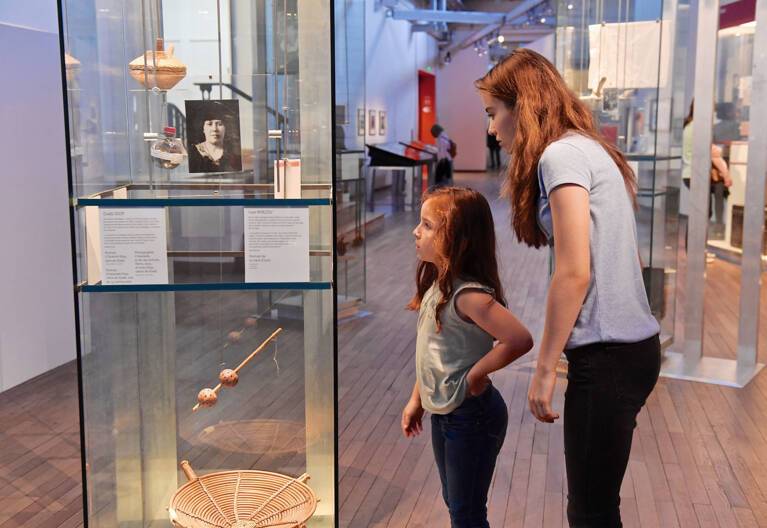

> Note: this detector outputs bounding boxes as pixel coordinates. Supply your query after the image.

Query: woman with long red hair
[476,49,661,526]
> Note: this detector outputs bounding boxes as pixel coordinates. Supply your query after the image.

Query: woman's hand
[528,368,560,423]
[402,399,425,438]
[466,368,491,397]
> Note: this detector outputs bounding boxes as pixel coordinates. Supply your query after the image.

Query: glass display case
[555,0,684,349]
[59,0,337,526]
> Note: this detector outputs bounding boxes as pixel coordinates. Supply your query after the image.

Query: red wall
[720,0,756,30]
[418,70,436,144]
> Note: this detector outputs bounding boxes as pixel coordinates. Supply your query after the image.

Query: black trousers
[435,159,453,186]
[488,147,501,168]
[563,334,661,527]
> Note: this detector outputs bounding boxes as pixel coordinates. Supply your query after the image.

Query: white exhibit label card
[99,208,169,285]
[244,207,310,283]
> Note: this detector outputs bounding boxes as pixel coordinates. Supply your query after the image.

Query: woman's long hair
[475,49,637,248]
[684,99,694,127]
[407,187,506,331]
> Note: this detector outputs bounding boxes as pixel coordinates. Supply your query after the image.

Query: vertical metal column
[297,1,335,526]
[737,0,767,370]
[683,0,718,362]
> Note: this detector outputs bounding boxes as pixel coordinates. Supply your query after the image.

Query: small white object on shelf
[273,159,301,199]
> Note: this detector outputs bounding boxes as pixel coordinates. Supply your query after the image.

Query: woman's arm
[529,184,591,423]
[456,292,534,393]
[711,144,732,186]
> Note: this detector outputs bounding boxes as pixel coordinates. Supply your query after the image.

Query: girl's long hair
[475,48,637,248]
[407,187,506,331]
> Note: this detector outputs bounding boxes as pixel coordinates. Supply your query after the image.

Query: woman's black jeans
[431,384,508,528]
[563,334,661,527]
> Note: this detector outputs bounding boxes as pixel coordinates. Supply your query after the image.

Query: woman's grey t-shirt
[537,133,659,349]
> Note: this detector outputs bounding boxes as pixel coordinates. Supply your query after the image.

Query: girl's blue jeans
[431,384,508,528]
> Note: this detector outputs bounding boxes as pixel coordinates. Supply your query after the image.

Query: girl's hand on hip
[528,369,560,423]
[402,399,425,438]
[466,368,491,397]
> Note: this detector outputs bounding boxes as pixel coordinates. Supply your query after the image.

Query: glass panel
[61,0,336,525]
[80,289,327,526]
[334,0,367,313]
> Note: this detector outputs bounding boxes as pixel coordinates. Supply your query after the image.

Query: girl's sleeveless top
[416,280,495,415]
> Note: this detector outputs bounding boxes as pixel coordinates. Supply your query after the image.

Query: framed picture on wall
[357,108,365,136]
[378,110,387,136]
[368,110,377,136]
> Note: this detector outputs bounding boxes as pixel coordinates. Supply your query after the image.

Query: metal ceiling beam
[500,27,553,41]
[391,8,506,25]
[442,0,547,54]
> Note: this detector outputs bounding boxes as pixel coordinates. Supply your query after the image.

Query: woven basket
[169,461,317,528]
[129,38,186,90]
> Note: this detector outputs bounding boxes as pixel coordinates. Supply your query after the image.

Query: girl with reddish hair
[402,186,533,527]
[476,49,660,527]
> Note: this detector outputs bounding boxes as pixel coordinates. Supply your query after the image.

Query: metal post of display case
[736,0,767,376]
[683,0,717,363]
[662,0,765,387]
[298,1,336,526]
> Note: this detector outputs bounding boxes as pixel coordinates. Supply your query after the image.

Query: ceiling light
[568,3,574,9]
[498,35,505,43]
[540,17,547,24]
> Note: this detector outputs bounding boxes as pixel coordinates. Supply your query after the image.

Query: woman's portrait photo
[185,99,242,174]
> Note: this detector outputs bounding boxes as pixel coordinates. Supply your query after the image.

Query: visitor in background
[682,100,733,241]
[431,124,453,186]
[487,130,501,169]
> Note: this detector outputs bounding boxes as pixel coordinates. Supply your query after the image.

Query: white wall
[365,3,438,145]
[0,0,59,33]
[435,32,557,173]
[437,42,491,171]
[525,33,556,62]
[0,10,77,390]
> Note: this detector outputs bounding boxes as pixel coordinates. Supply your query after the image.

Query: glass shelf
[625,154,682,162]
[79,281,333,293]
[77,197,332,207]
[75,182,333,207]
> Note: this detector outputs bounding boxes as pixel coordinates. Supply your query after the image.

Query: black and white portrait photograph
[185,99,242,174]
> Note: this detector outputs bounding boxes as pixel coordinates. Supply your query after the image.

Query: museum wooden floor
[2,171,767,527]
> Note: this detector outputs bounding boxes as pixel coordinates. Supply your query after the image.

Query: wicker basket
[128,38,187,90]
[169,461,317,528]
